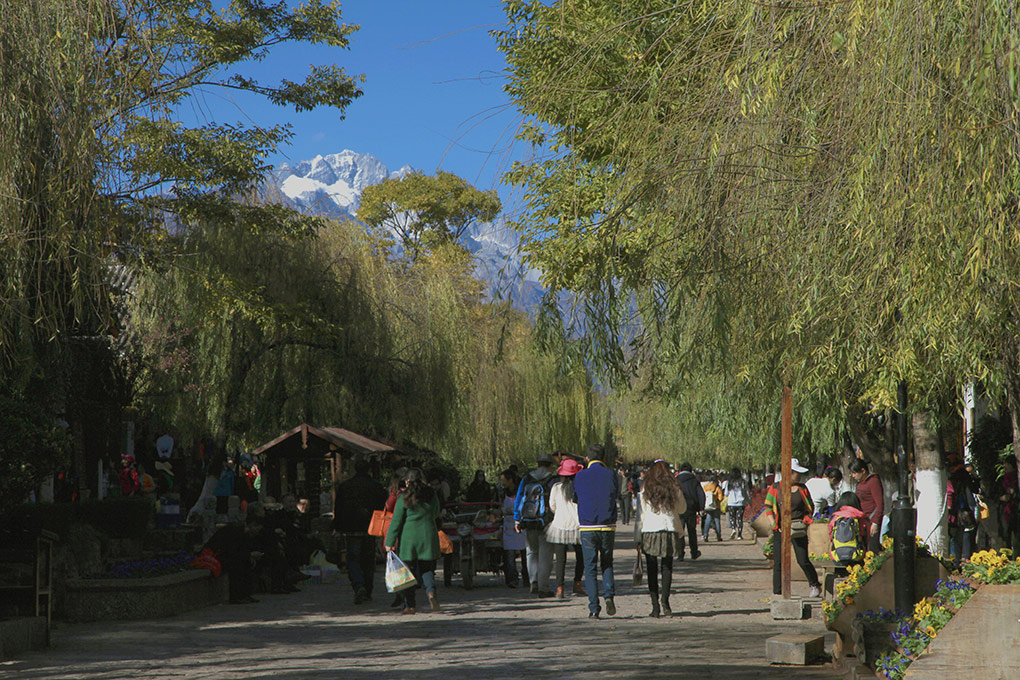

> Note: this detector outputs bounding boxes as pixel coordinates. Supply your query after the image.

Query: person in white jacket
[639,460,687,617]
[546,458,585,599]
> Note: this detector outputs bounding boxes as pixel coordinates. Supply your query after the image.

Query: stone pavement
[2,532,841,680]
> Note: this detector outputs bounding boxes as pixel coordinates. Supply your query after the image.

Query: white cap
[790,458,809,474]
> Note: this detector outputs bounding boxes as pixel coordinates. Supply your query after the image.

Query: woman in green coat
[384,469,441,614]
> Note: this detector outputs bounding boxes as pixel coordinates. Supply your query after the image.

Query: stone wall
[62,570,228,622]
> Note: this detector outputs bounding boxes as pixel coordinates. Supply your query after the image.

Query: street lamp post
[892,379,916,613]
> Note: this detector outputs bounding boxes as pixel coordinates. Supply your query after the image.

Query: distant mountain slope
[270,149,545,310]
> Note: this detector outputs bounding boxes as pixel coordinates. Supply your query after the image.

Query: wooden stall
[252,424,423,514]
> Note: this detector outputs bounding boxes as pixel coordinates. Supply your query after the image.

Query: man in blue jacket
[574,443,619,618]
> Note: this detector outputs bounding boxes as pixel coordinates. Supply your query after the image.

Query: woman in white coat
[639,460,687,617]
[546,458,584,599]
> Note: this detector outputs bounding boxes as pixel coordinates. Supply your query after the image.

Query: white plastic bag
[385,552,417,593]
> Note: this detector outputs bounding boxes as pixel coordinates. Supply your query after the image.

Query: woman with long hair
[384,469,441,614]
[639,461,687,617]
[546,458,585,599]
[499,469,528,588]
[725,468,748,540]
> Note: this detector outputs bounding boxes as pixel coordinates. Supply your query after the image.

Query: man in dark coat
[675,462,706,560]
[334,459,388,603]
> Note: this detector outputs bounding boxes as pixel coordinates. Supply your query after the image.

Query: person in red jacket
[849,458,884,553]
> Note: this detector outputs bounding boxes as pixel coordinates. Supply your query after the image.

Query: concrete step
[766,632,825,665]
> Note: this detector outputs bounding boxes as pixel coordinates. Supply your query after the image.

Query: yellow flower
[925,626,937,638]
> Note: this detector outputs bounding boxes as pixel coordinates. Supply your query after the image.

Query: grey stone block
[771,597,809,619]
[766,633,825,665]
[846,660,877,679]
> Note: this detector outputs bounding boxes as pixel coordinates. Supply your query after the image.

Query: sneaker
[691,550,702,560]
[529,583,538,595]
[572,580,585,595]
[588,611,600,620]
[428,592,440,612]
[605,598,616,616]
[809,585,822,598]
[729,530,737,540]
[400,607,416,615]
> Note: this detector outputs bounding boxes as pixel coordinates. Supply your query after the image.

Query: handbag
[438,529,454,555]
[632,548,644,585]
[367,509,393,537]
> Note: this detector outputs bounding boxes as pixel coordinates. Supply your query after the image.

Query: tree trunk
[913,411,948,557]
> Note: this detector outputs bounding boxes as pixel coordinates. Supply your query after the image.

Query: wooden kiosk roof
[252,423,398,459]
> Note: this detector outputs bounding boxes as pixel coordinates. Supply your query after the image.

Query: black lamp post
[892,379,916,613]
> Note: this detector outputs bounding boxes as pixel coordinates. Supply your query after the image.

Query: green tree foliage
[0,0,363,487]
[358,171,501,263]
[130,212,608,467]
[496,0,1020,466]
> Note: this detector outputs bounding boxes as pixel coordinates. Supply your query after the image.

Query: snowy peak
[274,150,394,215]
[271,150,545,310]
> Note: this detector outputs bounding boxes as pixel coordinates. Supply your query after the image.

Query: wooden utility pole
[781,383,793,599]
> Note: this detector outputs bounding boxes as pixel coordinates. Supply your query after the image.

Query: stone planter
[62,569,228,622]
[850,619,898,668]
[827,553,947,653]
[904,584,1020,679]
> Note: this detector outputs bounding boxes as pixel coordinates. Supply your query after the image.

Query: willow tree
[497,0,1019,550]
[0,0,363,500]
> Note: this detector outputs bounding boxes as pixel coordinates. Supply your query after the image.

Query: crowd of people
[192,443,1020,617]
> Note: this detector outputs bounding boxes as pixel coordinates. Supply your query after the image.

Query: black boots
[649,591,660,618]
[660,564,673,616]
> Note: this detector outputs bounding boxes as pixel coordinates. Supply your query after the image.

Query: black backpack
[518,475,554,529]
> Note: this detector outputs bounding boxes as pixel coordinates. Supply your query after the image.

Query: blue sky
[190,1,523,204]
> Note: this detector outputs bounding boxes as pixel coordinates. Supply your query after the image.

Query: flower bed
[869,549,1020,679]
[88,550,193,580]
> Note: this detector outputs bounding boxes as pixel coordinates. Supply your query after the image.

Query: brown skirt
[641,531,680,558]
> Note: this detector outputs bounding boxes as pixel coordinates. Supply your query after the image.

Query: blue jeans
[702,509,722,541]
[580,530,615,615]
[346,534,377,594]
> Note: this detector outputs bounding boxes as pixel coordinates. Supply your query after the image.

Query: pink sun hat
[557,459,583,476]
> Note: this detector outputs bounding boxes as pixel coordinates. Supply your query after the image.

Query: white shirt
[548,480,580,532]
[805,476,836,508]
[639,492,687,533]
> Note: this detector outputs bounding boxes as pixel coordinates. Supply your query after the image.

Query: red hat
[557,459,583,476]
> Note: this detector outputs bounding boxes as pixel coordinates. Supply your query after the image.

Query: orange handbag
[438,530,454,555]
[368,510,393,537]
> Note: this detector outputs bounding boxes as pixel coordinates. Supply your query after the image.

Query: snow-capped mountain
[272,150,413,219]
[270,149,545,310]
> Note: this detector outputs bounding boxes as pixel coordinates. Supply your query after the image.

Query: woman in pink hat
[546,458,585,599]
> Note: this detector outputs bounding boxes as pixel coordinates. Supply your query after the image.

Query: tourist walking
[499,469,528,588]
[765,459,821,597]
[334,459,387,604]
[701,474,724,542]
[513,453,558,597]
[639,461,687,617]
[724,468,747,540]
[675,462,705,560]
[384,469,441,614]
[547,458,584,599]
[575,444,619,618]
[1001,457,1019,554]
[849,458,884,553]
[947,463,978,564]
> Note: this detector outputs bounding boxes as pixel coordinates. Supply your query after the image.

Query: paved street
[4,534,839,679]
